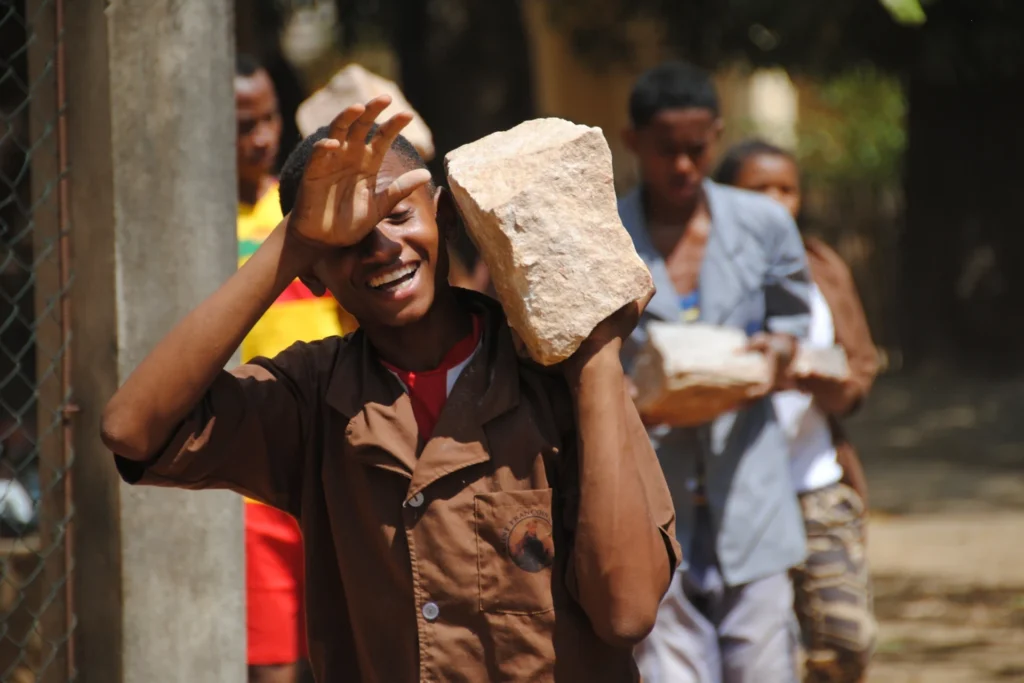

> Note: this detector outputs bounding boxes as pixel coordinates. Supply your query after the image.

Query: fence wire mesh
[0,0,75,681]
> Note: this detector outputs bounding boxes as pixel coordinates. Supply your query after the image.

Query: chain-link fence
[0,0,75,681]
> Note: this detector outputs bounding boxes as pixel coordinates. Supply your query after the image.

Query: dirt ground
[848,374,1024,682]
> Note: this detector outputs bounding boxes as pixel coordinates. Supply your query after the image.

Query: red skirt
[245,500,307,665]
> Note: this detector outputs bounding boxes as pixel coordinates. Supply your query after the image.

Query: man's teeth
[369,263,418,289]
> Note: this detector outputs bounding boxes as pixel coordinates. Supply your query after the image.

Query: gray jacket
[618,180,810,586]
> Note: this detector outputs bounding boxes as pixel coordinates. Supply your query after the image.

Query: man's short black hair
[236,53,262,78]
[629,61,720,128]
[714,139,794,186]
[279,124,435,216]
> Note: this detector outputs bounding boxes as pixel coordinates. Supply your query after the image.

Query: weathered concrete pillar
[66,2,245,682]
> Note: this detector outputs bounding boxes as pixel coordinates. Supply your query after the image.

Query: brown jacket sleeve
[559,390,682,585]
[113,339,336,517]
[623,391,682,572]
[555,382,683,586]
[805,237,879,417]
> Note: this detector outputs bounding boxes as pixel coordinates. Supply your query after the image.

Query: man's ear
[435,186,460,243]
[622,127,639,154]
[299,273,327,297]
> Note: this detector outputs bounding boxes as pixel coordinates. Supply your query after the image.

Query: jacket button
[685,477,700,492]
[422,601,440,622]
[407,492,425,508]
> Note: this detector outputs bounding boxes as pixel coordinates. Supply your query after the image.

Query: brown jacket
[804,236,879,502]
[115,292,680,682]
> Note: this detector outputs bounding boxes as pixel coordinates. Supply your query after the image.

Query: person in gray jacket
[619,61,811,683]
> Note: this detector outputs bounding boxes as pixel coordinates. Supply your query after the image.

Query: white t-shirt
[773,284,844,493]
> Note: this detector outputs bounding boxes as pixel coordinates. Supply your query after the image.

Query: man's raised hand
[288,96,433,248]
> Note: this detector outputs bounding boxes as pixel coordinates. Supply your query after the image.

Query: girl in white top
[716,140,878,683]
[774,284,844,495]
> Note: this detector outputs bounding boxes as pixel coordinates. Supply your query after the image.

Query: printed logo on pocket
[501,509,555,573]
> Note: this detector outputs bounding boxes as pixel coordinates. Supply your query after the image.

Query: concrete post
[66,1,245,682]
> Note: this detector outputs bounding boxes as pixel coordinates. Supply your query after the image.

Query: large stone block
[632,322,849,426]
[790,344,851,381]
[445,118,654,365]
[296,63,435,161]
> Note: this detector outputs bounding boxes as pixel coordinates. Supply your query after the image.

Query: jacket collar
[620,180,745,325]
[324,290,522,499]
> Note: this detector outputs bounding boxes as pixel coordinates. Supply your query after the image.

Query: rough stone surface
[633,324,768,426]
[791,345,850,380]
[633,323,849,426]
[297,63,435,160]
[445,118,654,365]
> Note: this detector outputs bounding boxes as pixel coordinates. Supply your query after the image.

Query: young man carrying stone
[619,61,812,683]
[103,97,679,682]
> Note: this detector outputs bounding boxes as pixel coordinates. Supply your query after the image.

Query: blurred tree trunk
[389,0,535,175]
[901,70,1024,373]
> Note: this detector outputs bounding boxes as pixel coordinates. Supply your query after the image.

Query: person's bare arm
[793,374,860,416]
[102,96,430,460]
[102,217,320,460]
[835,439,869,506]
[562,300,676,648]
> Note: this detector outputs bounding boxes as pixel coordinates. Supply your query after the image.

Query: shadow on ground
[848,373,1024,681]
[871,574,1024,682]
[848,374,1024,514]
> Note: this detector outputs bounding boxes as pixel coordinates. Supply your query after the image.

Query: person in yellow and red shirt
[236,54,349,683]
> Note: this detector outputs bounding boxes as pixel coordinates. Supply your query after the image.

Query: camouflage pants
[791,483,876,683]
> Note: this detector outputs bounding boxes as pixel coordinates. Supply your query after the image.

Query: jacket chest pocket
[474,488,558,615]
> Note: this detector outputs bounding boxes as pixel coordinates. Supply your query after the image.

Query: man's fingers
[348,96,392,146]
[370,111,415,158]
[362,94,393,117]
[746,331,769,350]
[303,138,342,180]
[328,104,366,143]
[378,168,432,212]
[634,288,655,320]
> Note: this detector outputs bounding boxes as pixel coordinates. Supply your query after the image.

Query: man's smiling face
[312,150,448,331]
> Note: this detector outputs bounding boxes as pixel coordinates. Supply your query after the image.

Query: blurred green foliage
[797,68,906,185]
[879,0,927,26]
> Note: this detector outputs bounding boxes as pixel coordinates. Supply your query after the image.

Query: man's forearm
[565,342,671,647]
[101,220,320,460]
[806,379,861,416]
